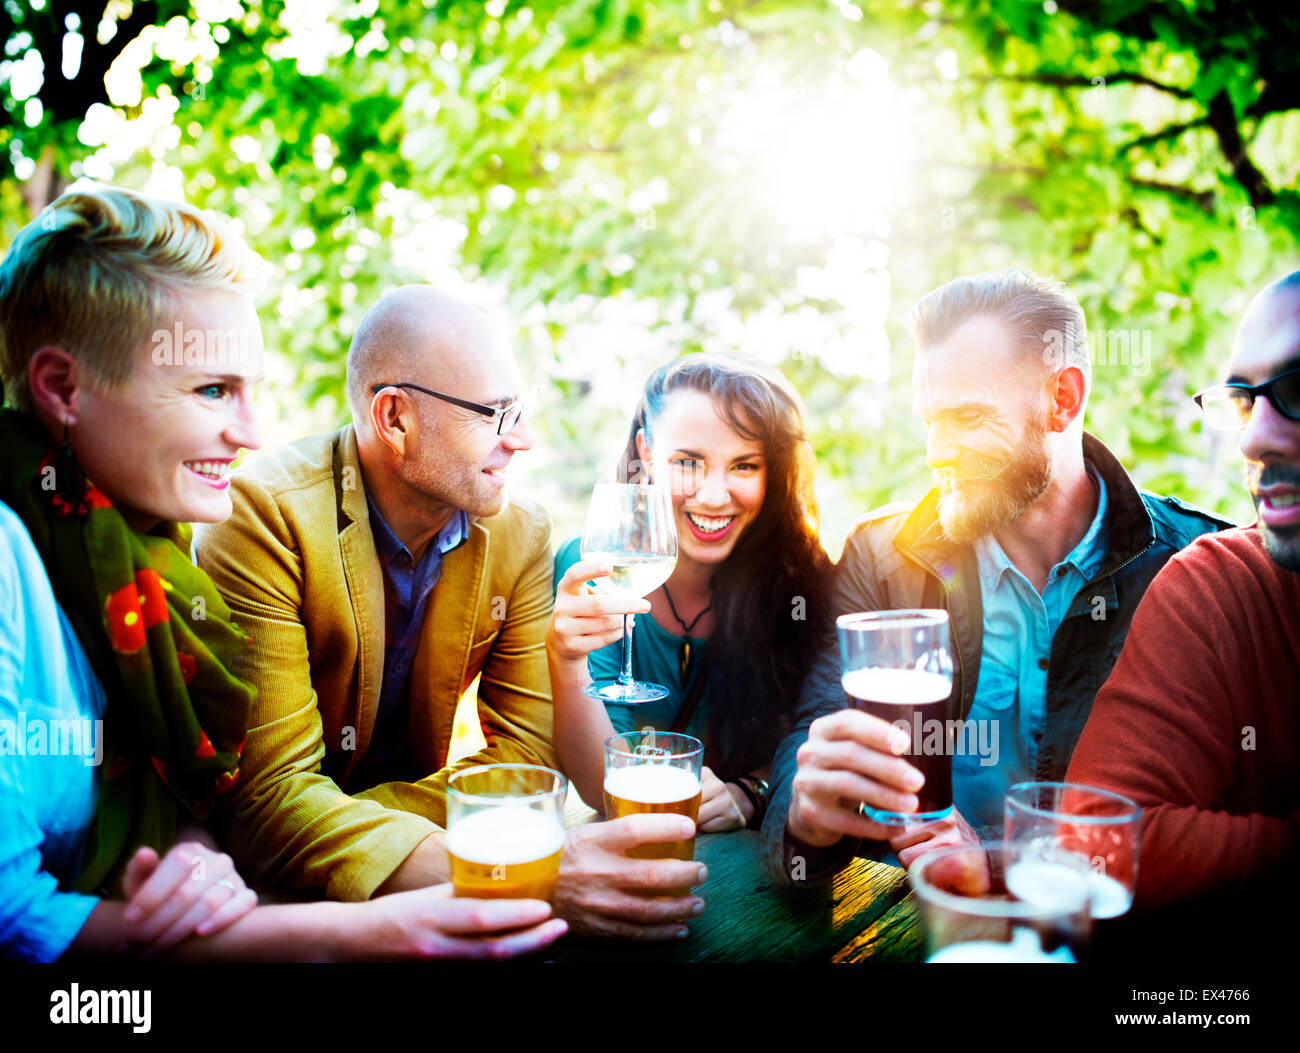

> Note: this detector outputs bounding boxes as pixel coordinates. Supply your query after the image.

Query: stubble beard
[936,416,1052,545]
[455,472,510,520]
[405,458,507,524]
[1247,463,1300,573]
[1258,526,1300,573]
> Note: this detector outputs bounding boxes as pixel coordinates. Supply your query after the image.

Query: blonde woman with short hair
[0,187,565,961]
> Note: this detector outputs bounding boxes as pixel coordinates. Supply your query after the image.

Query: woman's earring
[54,421,88,516]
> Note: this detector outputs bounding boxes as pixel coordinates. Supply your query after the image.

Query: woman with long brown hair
[549,353,832,832]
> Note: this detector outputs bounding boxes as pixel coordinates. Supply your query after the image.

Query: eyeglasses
[1193,368,1300,430]
[370,383,535,435]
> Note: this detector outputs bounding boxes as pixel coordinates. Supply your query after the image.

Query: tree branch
[986,72,1276,208]
[1205,90,1276,208]
[975,71,1194,99]
[1120,118,1209,153]
[1127,177,1215,212]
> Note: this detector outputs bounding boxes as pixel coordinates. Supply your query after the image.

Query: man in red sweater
[1068,270,1300,934]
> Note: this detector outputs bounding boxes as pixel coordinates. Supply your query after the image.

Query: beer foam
[446,806,565,865]
[841,667,951,705]
[1088,872,1132,919]
[604,764,701,804]
[1004,858,1092,912]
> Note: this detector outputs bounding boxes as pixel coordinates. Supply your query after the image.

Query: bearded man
[761,270,1229,882]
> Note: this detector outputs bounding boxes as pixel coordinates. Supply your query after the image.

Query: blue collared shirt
[956,468,1110,832]
[348,494,468,791]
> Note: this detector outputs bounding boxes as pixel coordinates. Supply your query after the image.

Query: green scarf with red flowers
[0,411,254,895]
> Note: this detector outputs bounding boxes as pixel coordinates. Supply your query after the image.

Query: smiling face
[1230,278,1300,571]
[394,316,534,521]
[636,388,767,568]
[68,287,264,531]
[913,314,1053,544]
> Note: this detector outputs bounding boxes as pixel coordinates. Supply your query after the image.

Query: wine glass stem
[618,613,634,686]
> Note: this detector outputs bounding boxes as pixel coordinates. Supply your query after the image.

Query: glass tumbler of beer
[446,764,568,903]
[603,730,704,897]
[837,609,954,825]
[1004,781,1142,920]
[910,841,1093,962]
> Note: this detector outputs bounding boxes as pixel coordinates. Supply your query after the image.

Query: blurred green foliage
[3,0,1298,552]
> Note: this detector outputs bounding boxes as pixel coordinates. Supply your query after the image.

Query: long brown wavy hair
[617,353,832,778]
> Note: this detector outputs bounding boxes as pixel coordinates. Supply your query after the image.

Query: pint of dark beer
[837,610,955,825]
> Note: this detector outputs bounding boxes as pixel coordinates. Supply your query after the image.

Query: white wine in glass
[579,554,677,599]
[580,482,678,703]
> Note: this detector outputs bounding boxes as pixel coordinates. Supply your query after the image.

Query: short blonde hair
[0,186,264,412]
[910,269,1090,377]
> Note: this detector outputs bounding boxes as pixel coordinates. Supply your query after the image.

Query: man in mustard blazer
[196,287,706,940]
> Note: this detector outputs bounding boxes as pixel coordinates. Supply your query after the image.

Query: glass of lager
[910,841,1093,963]
[837,610,954,825]
[1004,781,1142,920]
[603,730,704,897]
[446,764,568,903]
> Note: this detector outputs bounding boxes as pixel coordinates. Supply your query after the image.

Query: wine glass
[580,482,677,703]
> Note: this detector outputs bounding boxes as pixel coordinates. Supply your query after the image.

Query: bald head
[346,286,512,425]
[1237,268,1300,342]
[347,285,533,531]
[1231,269,1300,383]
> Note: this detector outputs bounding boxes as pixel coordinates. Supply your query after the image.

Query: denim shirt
[959,468,1109,830]
[348,495,467,791]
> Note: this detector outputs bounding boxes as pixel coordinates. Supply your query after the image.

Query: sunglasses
[370,383,535,435]
[1193,368,1300,430]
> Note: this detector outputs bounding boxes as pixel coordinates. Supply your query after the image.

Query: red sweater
[1067,526,1300,910]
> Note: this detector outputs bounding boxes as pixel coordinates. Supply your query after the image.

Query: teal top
[553,535,710,741]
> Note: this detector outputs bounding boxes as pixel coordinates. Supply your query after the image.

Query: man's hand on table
[894,812,991,895]
[553,814,706,940]
[787,708,926,846]
[357,884,567,961]
[889,808,979,869]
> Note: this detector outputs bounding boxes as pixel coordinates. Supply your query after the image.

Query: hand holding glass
[837,610,955,824]
[580,482,678,703]
[603,730,703,898]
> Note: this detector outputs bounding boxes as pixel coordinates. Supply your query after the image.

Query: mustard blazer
[194,426,558,901]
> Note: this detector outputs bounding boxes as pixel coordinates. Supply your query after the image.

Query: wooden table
[549,798,925,964]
